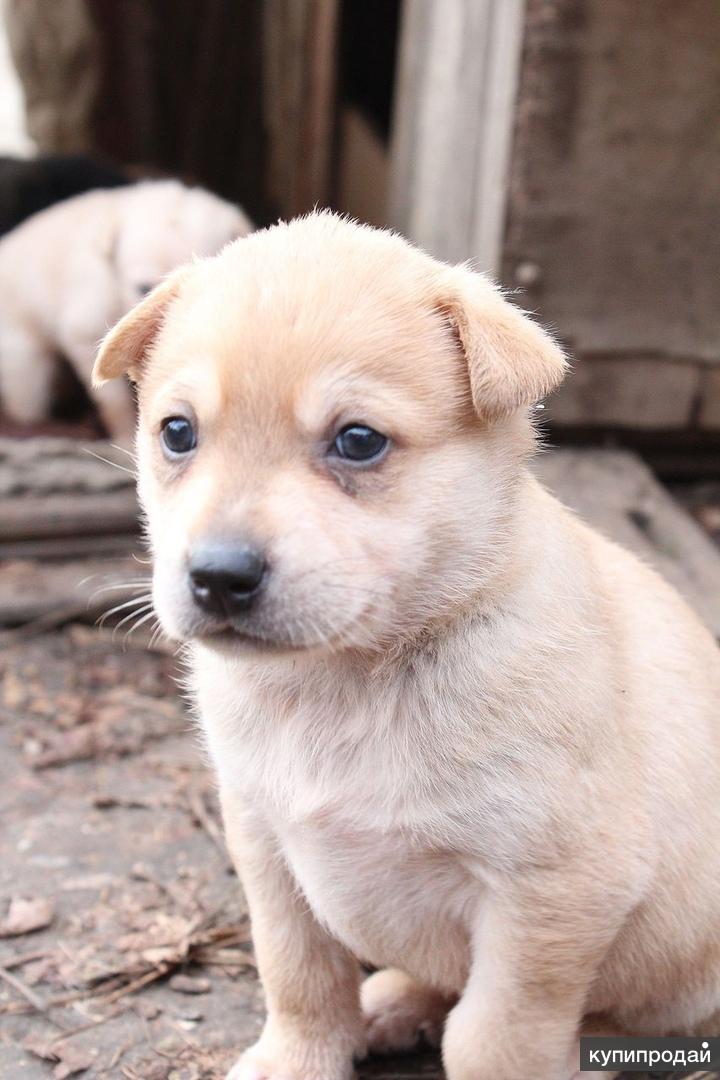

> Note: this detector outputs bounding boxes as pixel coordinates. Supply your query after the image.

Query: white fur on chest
[278,816,475,991]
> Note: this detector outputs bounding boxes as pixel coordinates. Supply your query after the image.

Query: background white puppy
[0,179,252,438]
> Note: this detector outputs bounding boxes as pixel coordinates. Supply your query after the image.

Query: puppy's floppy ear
[93,270,186,386]
[437,266,568,418]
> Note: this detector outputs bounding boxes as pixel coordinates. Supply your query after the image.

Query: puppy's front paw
[226,1038,355,1080]
[361,968,450,1055]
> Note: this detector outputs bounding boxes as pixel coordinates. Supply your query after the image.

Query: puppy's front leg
[221,791,364,1080]
[443,873,637,1080]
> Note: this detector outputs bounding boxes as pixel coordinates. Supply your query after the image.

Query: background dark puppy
[0,153,129,236]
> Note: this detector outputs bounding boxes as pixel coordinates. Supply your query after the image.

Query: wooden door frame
[389,0,526,273]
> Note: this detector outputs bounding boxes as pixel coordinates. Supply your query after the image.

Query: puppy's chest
[277,813,475,991]
[201,661,546,986]
[221,710,480,989]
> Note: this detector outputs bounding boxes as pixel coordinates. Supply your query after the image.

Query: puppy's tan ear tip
[91,332,124,387]
[544,337,571,387]
[91,360,110,388]
[91,369,111,389]
[91,269,186,389]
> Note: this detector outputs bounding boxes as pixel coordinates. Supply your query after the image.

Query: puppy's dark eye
[161,416,196,456]
[137,282,154,297]
[332,424,388,463]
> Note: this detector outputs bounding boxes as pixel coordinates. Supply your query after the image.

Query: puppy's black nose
[189,543,266,617]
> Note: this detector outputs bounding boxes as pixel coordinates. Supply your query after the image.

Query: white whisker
[122,607,158,644]
[111,604,154,638]
[109,442,138,462]
[148,623,167,650]
[90,580,151,601]
[99,595,152,627]
[82,446,136,476]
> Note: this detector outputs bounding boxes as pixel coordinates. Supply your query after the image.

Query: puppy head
[114,180,252,310]
[94,213,566,655]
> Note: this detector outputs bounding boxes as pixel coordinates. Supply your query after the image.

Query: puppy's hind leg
[361,969,453,1055]
[0,324,56,424]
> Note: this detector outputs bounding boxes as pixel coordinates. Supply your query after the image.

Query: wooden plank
[389,0,526,270]
[91,0,269,222]
[0,552,145,627]
[0,491,138,542]
[535,449,720,637]
[4,0,99,154]
[263,0,339,216]
[0,533,139,561]
[0,437,134,497]
[0,438,140,623]
[336,105,389,229]
[502,0,720,363]
[0,437,138,542]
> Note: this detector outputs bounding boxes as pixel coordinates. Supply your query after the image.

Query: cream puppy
[0,179,251,438]
[94,213,720,1080]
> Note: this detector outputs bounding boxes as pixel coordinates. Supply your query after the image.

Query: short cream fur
[94,213,720,1080]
